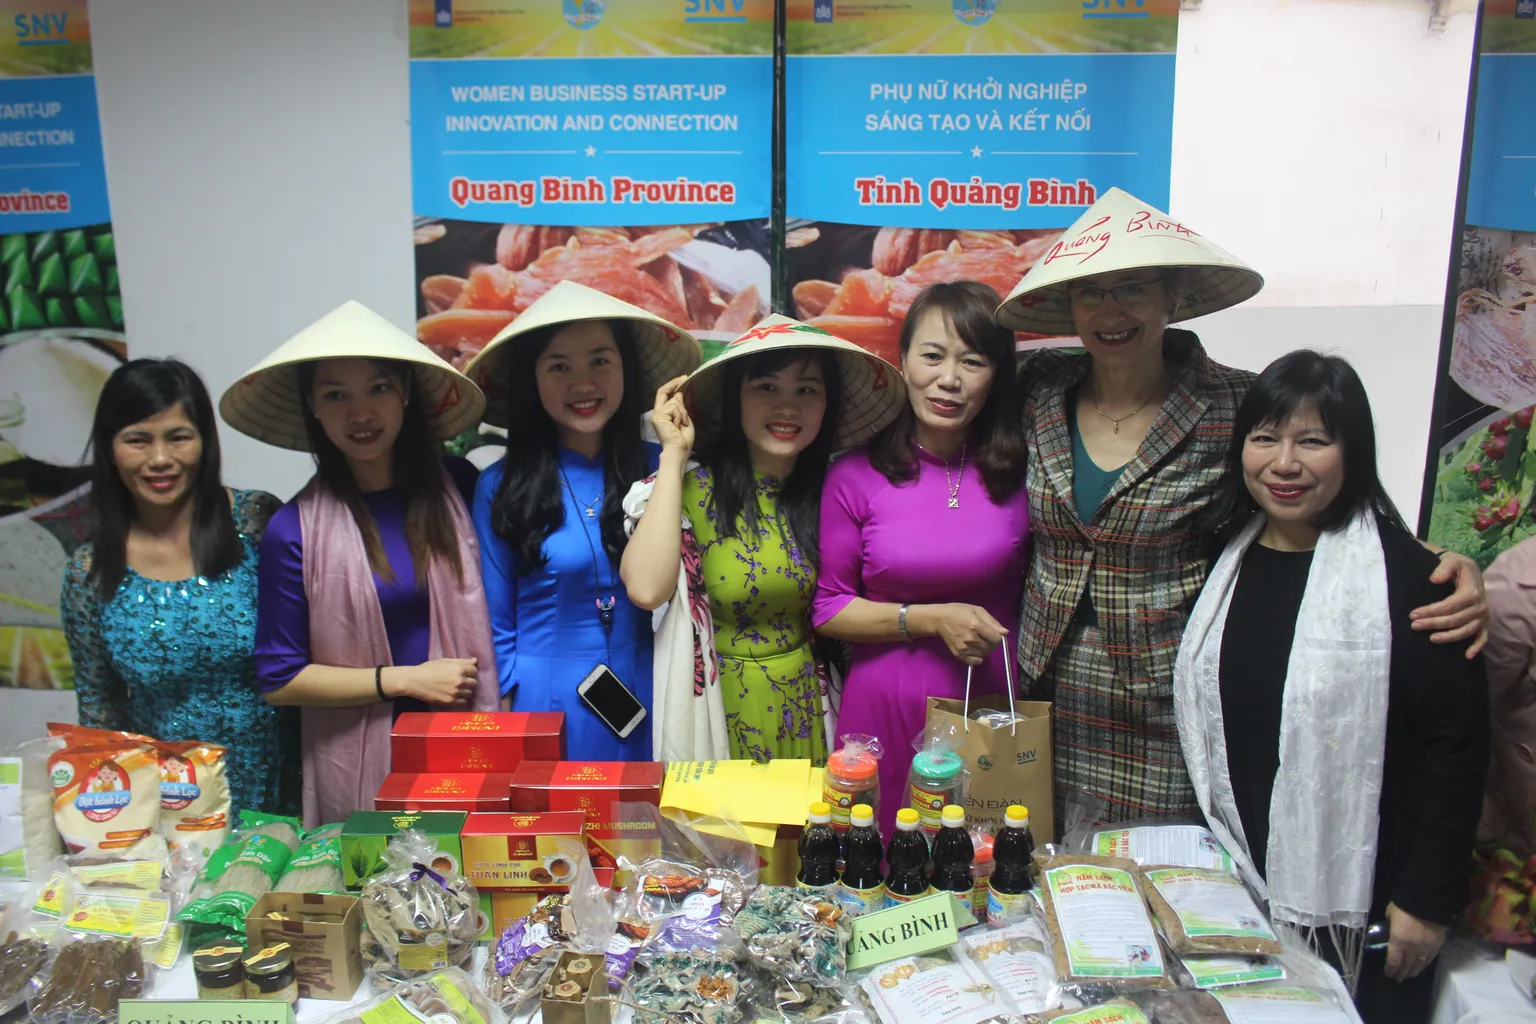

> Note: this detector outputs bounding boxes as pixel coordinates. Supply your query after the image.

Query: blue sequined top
[60,489,300,817]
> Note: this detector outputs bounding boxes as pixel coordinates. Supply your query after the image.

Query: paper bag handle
[962,642,1016,735]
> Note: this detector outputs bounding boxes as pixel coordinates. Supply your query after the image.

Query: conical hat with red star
[464,280,702,428]
[220,300,485,451]
[685,314,907,451]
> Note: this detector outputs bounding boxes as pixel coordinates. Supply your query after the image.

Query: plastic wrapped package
[0,928,50,1016]
[482,848,617,1013]
[1138,985,1358,1024]
[359,829,481,985]
[957,914,1063,1017]
[1134,867,1280,957]
[0,734,66,880]
[734,885,850,988]
[1064,821,1235,874]
[274,823,345,893]
[853,946,1013,1024]
[628,948,746,1024]
[47,741,162,860]
[29,937,148,1024]
[1169,953,1286,991]
[153,741,232,860]
[1032,854,1174,993]
[177,810,301,945]
[316,967,506,1024]
[1044,1001,1150,1023]
[742,969,862,1024]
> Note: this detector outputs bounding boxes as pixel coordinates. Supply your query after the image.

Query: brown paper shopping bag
[925,692,1054,843]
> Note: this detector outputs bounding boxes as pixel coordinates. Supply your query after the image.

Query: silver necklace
[917,443,966,509]
[576,488,602,518]
[558,465,616,627]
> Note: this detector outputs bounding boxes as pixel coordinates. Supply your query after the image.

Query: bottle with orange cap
[796,801,840,889]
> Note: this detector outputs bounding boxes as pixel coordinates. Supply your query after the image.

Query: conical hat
[995,187,1264,335]
[220,300,485,451]
[685,314,907,452]
[463,280,703,428]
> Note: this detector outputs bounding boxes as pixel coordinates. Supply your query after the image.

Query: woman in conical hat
[994,187,1488,827]
[222,300,498,827]
[620,314,905,763]
[811,281,1031,839]
[465,281,701,762]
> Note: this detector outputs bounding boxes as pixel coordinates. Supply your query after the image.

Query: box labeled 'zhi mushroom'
[460,811,587,891]
[390,712,564,772]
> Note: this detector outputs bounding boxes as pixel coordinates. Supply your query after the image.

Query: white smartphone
[577,664,647,740]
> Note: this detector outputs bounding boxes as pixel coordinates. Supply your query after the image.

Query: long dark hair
[298,358,463,585]
[1202,349,1407,541]
[87,358,239,601]
[870,280,1027,502]
[700,348,843,563]
[490,321,647,574]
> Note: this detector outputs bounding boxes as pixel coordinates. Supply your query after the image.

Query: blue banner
[0,72,109,234]
[786,53,1175,229]
[410,56,772,226]
[1465,53,1536,233]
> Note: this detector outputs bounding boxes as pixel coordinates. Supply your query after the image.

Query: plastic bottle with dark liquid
[884,807,932,906]
[836,802,886,916]
[930,804,977,915]
[986,804,1036,923]
[796,801,840,889]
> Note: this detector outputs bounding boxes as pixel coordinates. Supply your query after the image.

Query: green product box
[339,810,466,889]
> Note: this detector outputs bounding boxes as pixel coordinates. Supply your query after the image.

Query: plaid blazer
[1016,330,1255,690]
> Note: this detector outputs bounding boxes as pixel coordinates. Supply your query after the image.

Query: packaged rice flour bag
[48,742,161,857]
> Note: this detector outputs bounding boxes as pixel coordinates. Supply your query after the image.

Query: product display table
[1432,937,1536,1024]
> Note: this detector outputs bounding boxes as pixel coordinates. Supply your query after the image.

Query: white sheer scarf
[1174,510,1391,992]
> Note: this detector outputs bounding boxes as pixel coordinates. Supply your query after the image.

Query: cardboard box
[461,811,587,891]
[244,892,363,1001]
[374,772,514,812]
[340,810,467,889]
[542,949,611,1024]
[509,761,663,872]
[392,711,564,772]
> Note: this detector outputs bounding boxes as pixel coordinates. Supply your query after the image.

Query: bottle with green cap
[930,805,976,914]
[987,804,1035,923]
[908,749,965,838]
[885,807,932,906]
[797,801,840,889]
[836,802,886,916]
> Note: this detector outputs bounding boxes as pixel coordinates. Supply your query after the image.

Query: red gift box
[374,773,513,813]
[509,761,664,871]
[391,712,564,773]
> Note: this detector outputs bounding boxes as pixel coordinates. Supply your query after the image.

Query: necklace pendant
[948,496,959,509]
[1112,422,1120,435]
[585,507,597,518]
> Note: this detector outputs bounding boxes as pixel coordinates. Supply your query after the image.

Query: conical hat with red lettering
[220,300,485,451]
[995,187,1264,336]
[464,280,702,428]
[684,314,907,451]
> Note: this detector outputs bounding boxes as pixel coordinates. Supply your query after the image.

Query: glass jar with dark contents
[243,942,298,1004]
[193,944,245,1000]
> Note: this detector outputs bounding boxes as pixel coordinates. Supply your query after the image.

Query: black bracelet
[375,665,386,702]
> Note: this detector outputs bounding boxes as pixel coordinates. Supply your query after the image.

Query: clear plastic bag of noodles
[316,966,507,1024]
[360,828,482,986]
[1063,818,1236,875]
[852,945,1014,1024]
[482,846,616,1014]
[274,823,345,893]
[177,809,301,946]
[611,802,758,985]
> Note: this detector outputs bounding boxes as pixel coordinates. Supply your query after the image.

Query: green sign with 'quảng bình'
[118,1000,293,1024]
[845,891,975,971]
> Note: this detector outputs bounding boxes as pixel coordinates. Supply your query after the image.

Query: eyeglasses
[1066,278,1164,308]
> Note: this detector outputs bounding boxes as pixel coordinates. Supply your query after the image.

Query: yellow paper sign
[663,759,813,827]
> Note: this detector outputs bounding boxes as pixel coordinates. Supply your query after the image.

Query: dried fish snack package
[1033,854,1174,994]
[359,828,482,986]
[1063,821,1236,874]
[0,927,51,1015]
[315,966,507,1024]
[274,822,346,893]
[853,946,1013,1024]
[629,947,747,1024]
[29,936,148,1024]
[956,915,1063,1017]
[733,885,851,987]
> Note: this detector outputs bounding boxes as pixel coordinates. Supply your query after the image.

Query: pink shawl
[296,472,498,827]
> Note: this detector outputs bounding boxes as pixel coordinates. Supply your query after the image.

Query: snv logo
[686,0,747,22]
[14,10,68,46]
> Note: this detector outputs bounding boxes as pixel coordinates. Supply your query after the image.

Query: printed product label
[971,879,989,922]
[1090,826,1233,872]
[909,782,951,833]
[885,886,934,908]
[837,882,887,916]
[860,954,1004,1024]
[960,920,1057,1015]
[1145,868,1276,940]
[1044,864,1163,979]
[1047,1006,1150,1024]
[159,755,200,810]
[32,870,68,917]
[145,922,184,969]
[63,891,169,939]
[986,887,1032,923]
[1181,955,1286,990]
[823,780,856,829]
[74,859,163,890]
[397,933,450,971]
[233,833,292,882]
[76,760,131,822]
[357,994,438,1024]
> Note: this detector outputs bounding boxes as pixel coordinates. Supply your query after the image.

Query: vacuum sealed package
[957,916,1062,1017]
[48,741,161,859]
[154,741,231,860]
[177,809,301,945]
[733,884,850,987]
[0,927,49,1016]
[629,948,746,1024]
[1172,954,1287,991]
[317,967,506,1024]
[1136,867,1280,957]
[742,969,858,1024]
[360,828,482,984]
[1139,985,1357,1024]
[0,734,65,880]
[856,946,1011,1024]
[1044,1001,1149,1023]
[1066,821,1235,873]
[1034,854,1173,991]
[274,823,345,893]
[29,936,147,1024]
